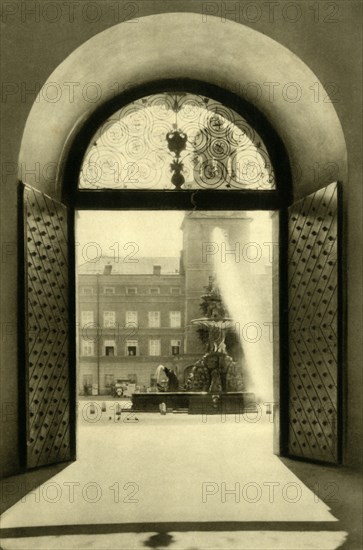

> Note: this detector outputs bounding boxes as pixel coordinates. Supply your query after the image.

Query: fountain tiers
[131,283,257,414]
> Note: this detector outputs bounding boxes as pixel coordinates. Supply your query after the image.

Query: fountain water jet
[212,226,273,402]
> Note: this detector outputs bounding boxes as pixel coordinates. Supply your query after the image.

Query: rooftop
[78,256,181,275]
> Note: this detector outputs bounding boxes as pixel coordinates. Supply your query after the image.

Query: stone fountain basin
[131,392,256,414]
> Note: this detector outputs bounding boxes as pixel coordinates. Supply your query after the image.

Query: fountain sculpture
[131,279,255,413]
[189,281,244,394]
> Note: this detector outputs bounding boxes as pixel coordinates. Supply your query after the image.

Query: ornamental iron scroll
[79,93,275,190]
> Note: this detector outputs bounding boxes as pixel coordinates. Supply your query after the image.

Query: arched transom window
[79,92,275,191]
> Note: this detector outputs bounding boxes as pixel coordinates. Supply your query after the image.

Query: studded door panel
[21,184,73,468]
[288,182,340,463]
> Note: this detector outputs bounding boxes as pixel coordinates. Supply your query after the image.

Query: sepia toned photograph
[0,1,362,549]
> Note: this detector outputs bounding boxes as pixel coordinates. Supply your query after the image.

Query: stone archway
[16,13,346,469]
[18,13,347,201]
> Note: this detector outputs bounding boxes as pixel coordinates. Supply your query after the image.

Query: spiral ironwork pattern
[79,93,275,190]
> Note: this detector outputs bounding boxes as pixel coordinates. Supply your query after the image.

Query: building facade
[78,258,192,394]
[77,212,272,394]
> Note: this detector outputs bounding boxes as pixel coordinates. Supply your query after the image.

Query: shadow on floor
[1,446,361,549]
[279,457,363,549]
[143,532,175,548]
[0,462,73,515]
[0,520,347,539]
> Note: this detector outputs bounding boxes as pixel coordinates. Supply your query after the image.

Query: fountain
[131,280,256,414]
[187,280,255,414]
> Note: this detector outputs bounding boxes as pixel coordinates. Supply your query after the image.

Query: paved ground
[0,405,357,549]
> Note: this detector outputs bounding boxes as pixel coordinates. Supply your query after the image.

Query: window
[148,311,160,328]
[171,339,181,355]
[103,311,116,327]
[149,339,161,356]
[104,287,115,295]
[81,310,94,325]
[83,374,93,386]
[79,92,275,191]
[81,341,94,356]
[126,340,138,356]
[149,287,160,295]
[126,287,137,295]
[125,311,138,326]
[169,311,181,328]
[170,287,180,295]
[81,286,93,295]
[105,374,114,388]
[104,339,116,356]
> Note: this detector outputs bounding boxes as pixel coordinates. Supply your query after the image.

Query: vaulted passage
[2,8,361,550]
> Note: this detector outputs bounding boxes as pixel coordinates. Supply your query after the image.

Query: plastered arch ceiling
[19,12,347,201]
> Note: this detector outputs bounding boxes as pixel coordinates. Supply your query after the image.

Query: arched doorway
[17,13,346,473]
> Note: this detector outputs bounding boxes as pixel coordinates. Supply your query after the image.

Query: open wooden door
[286,182,341,464]
[19,183,76,469]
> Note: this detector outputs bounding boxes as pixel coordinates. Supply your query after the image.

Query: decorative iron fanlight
[166,129,188,189]
[79,92,276,191]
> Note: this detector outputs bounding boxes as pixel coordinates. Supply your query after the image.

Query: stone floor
[0,403,361,549]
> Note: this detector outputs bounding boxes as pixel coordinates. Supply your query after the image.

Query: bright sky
[75,210,273,268]
[75,211,185,264]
